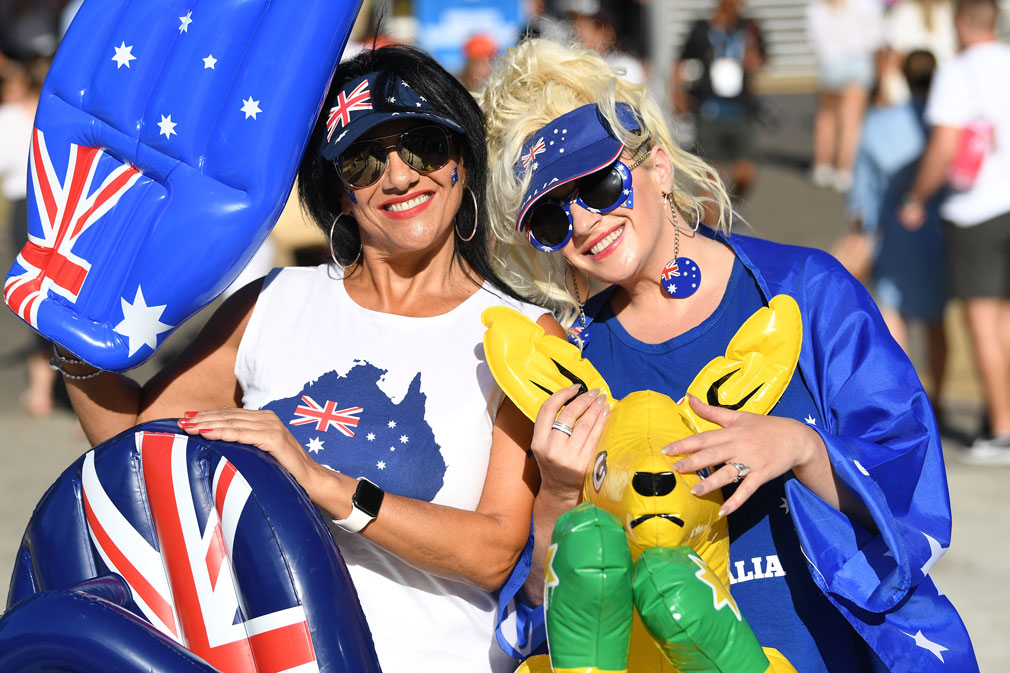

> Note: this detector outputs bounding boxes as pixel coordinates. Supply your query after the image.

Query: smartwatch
[332,477,384,533]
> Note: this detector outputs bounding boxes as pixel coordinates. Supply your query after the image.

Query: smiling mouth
[384,193,432,212]
[629,513,685,529]
[587,225,623,255]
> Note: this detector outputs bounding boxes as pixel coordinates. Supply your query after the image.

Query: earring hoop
[330,214,362,267]
[455,186,478,242]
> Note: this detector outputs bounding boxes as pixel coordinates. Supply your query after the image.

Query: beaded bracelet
[49,343,102,380]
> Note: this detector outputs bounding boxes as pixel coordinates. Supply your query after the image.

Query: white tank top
[236,263,546,673]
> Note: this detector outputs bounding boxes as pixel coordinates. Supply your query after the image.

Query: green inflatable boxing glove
[545,503,634,673]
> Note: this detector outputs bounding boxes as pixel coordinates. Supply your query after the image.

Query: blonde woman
[483,39,977,672]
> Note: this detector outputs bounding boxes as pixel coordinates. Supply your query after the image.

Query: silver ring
[551,421,574,436]
[729,461,751,483]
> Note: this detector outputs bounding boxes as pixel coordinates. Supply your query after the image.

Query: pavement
[0,94,1006,671]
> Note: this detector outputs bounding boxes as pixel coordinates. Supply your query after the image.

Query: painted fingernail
[198,428,212,434]
[588,388,601,397]
[718,507,728,517]
[690,483,704,495]
[178,420,195,428]
[184,411,197,418]
[672,460,686,471]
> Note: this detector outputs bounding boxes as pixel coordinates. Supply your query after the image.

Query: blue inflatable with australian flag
[3,0,362,371]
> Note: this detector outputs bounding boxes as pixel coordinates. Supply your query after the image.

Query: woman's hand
[178,408,328,497]
[662,395,827,517]
[531,385,610,504]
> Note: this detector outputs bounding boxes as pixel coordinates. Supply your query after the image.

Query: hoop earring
[664,191,700,235]
[330,214,361,267]
[660,193,702,299]
[566,263,591,350]
[455,186,478,242]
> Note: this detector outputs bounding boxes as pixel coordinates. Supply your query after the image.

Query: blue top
[583,258,870,672]
[846,101,946,321]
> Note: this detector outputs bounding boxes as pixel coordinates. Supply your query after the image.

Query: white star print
[179,11,193,33]
[389,446,396,452]
[306,437,325,454]
[667,283,677,293]
[377,461,386,470]
[387,420,396,428]
[415,102,422,108]
[921,532,946,576]
[113,286,172,356]
[399,435,408,444]
[387,96,396,103]
[366,432,375,441]
[240,97,262,119]
[902,630,948,662]
[804,415,817,425]
[853,460,870,476]
[157,114,177,139]
[112,42,136,69]
[779,497,789,515]
[202,54,217,69]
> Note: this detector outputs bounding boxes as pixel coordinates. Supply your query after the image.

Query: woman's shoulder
[477,282,551,322]
[728,231,855,289]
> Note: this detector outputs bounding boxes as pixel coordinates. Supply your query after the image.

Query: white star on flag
[387,420,396,428]
[112,42,136,69]
[366,432,375,441]
[399,435,408,444]
[113,286,172,356]
[179,11,193,33]
[157,114,177,139]
[202,54,217,69]
[903,630,949,662]
[389,446,395,452]
[241,97,262,119]
[804,415,817,425]
[920,532,946,576]
[306,437,325,454]
[377,461,386,470]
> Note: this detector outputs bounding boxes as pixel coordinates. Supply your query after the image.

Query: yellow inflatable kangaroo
[482,295,802,673]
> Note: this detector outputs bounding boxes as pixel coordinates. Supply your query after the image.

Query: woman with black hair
[58,45,571,673]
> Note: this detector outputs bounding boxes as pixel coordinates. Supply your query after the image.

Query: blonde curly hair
[480,39,733,327]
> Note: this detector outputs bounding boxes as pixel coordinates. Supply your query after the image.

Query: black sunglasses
[336,125,453,189]
[525,150,648,252]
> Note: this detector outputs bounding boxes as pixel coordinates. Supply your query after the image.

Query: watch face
[354,478,385,518]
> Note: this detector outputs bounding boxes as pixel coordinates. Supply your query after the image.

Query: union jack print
[81,432,318,673]
[326,80,372,140]
[4,128,141,328]
[290,395,363,436]
[521,138,546,168]
[661,260,681,281]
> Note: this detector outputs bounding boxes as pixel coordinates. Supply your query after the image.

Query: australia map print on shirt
[264,361,446,502]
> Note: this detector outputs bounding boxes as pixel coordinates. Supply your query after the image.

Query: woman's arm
[179,394,537,592]
[62,279,261,445]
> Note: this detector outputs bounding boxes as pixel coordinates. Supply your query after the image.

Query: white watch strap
[332,504,374,533]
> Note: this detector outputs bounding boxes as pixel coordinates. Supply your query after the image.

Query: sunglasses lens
[339,141,386,188]
[399,126,451,172]
[528,205,572,249]
[578,163,625,211]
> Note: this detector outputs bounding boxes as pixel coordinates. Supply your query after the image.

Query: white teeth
[385,193,432,212]
[589,227,622,255]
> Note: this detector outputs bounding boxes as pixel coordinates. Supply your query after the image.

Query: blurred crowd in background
[1,0,1009,461]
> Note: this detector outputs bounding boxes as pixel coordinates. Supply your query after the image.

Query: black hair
[903,49,937,100]
[298,44,528,305]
